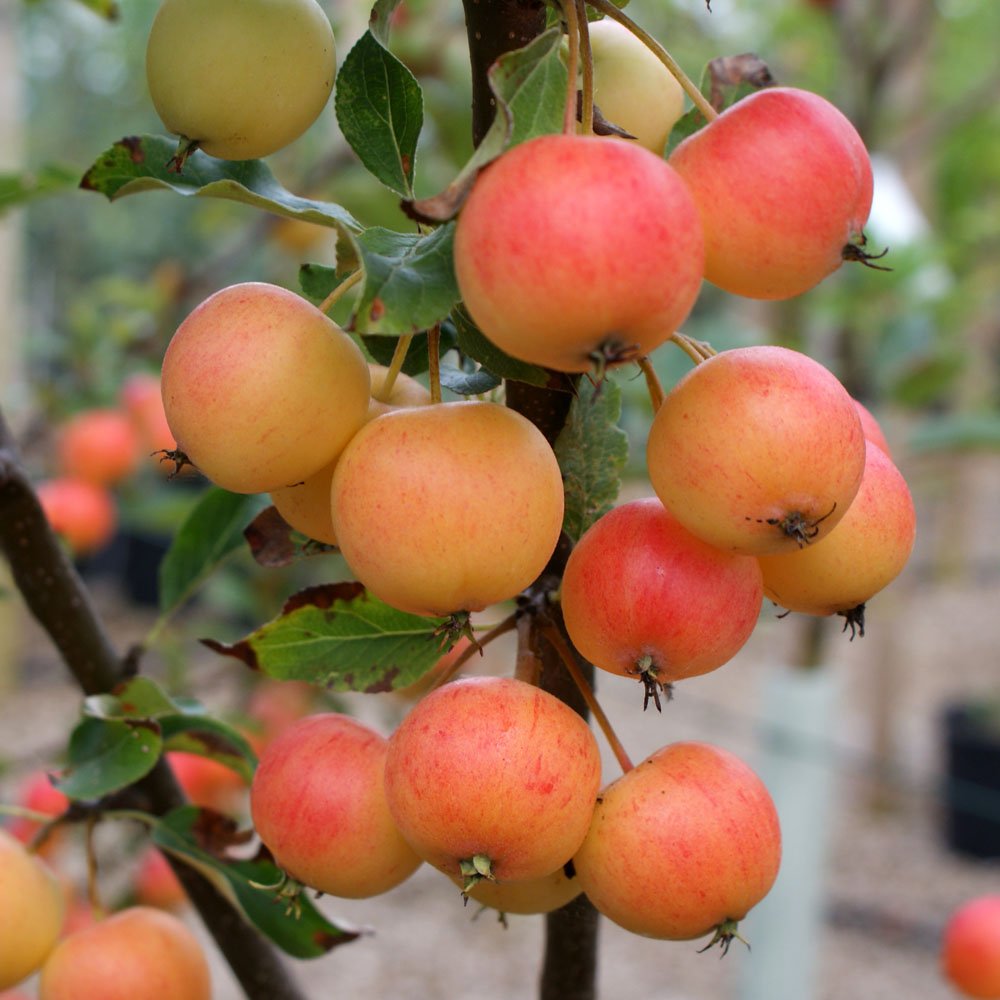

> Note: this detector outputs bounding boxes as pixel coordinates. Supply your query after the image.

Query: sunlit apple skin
[942,896,1000,999]
[161,282,371,494]
[269,365,431,545]
[646,346,866,555]
[561,498,763,689]
[454,134,704,372]
[57,409,140,486]
[251,714,422,898]
[586,18,685,154]
[332,401,564,617]
[669,87,873,299]
[0,829,65,990]
[146,0,336,161]
[758,442,915,616]
[38,906,211,1000]
[573,742,781,941]
[384,677,602,882]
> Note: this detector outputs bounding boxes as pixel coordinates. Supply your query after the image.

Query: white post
[736,662,842,1000]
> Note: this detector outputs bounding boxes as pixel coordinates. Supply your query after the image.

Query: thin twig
[576,0,594,136]
[560,0,581,135]
[318,268,362,315]
[427,613,519,692]
[376,333,414,403]
[637,356,665,412]
[427,325,443,404]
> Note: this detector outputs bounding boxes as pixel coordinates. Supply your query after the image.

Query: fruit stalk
[560,0,581,135]
[0,405,309,1000]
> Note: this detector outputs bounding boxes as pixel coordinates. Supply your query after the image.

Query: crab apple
[146,0,335,161]
[758,442,915,627]
[942,896,1000,999]
[646,345,866,555]
[384,676,602,883]
[6,772,69,857]
[167,752,246,814]
[37,477,117,556]
[269,364,431,545]
[38,906,210,1000]
[0,829,65,990]
[454,133,703,373]
[331,401,564,617]
[573,742,781,943]
[669,87,873,300]
[133,848,186,912]
[56,409,140,486]
[161,282,371,494]
[250,714,421,898]
[853,397,892,456]
[586,18,685,154]
[561,498,763,706]
[455,866,582,915]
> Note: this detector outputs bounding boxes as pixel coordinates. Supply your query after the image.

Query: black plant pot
[942,704,1000,860]
[121,529,173,608]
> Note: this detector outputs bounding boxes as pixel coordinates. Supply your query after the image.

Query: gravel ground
[2,447,999,1000]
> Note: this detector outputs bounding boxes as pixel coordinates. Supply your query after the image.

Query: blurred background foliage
[2,0,999,540]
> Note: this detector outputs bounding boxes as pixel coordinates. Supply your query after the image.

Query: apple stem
[586,0,719,124]
[560,0,581,135]
[427,324,443,403]
[515,611,542,685]
[317,268,363,315]
[541,621,635,774]
[637,356,665,412]
[669,331,717,366]
[427,612,518,692]
[376,333,414,403]
[576,0,595,137]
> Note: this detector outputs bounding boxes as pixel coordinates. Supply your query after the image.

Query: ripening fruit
[646,346,866,555]
[573,742,781,943]
[332,402,564,617]
[57,409,140,486]
[167,752,246,814]
[853,397,892,456]
[454,133,703,372]
[758,442,915,623]
[133,848,186,912]
[5,772,69,857]
[146,0,336,161]
[455,866,582,915]
[561,498,763,705]
[384,677,602,883]
[586,18,685,154]
[0,829,65,990]
[37,477,117,556]
[269,365,431,545]
[161,282,371,494]
[251,714,422,898]
[39,906,211,1000]
[942,896,1000,999]
[669,87,873,299]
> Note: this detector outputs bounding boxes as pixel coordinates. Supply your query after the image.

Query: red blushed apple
[561,498,763,706]
[669,86,873,300]
[37,477,117,556]
[646,345,866,555]
[134,848,187,911]
[6,771,69,858]
[454,133,704,373]
[38,906,210,1000]
[384,676,602,883]
[167,751,247,814]
[573,742,781,944]
[942,896,1000,999]
[853,397,892,456]
[250,714,422,898]
[57,409,141,486]
[758,442,915,628]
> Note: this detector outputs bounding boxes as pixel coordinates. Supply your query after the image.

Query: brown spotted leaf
[202,583,451,692]
[245,506,338,568]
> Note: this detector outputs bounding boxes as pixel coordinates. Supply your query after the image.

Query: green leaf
[335,30,423,198]
[439,362,501,397]
[909,412,1000,453]
[368,0,403,46]
[160,717,257,784]
[84,677,181,721]
[451,305,553,388]
[554,378,629,542]
[202,582,451,693]
[80,136,361,242]
[56,718,161,800]
[153,807,360,958]
[361,325,457,376]
[404,28,566,222]
[352,224,460,335]
[159,489,268,617]
[0,164,80,214]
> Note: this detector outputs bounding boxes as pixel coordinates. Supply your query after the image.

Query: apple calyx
[166,135,202,174]
[839,602,866,640]
[696,918,750,957]
[587,337,642,379]
[458,854,496,899]
[841,235,892,271]
[747,503,838,548]
[631,653,673,713]
[153,447,197,478]
[248,869,306,918]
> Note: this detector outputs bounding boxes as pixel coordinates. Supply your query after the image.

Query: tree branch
[0,406,308,1000]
